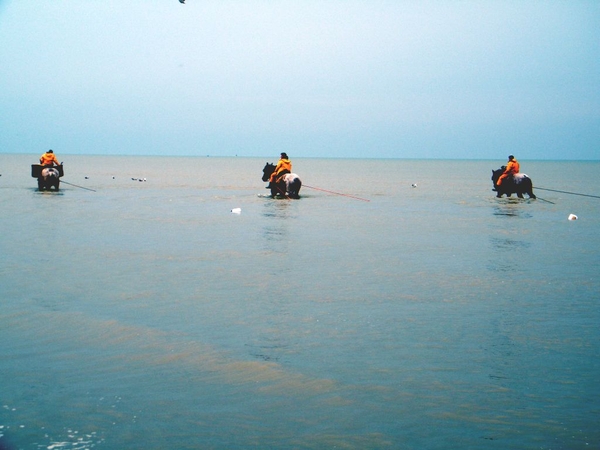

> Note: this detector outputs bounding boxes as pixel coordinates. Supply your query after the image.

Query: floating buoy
[231,208,241,214]
[568,214,578,221]
[411,183,417,188]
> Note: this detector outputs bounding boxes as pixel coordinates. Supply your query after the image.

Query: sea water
[0,154,599,449]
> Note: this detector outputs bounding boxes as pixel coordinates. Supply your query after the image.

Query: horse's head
[491,166,506,185]
[262,162,275,182]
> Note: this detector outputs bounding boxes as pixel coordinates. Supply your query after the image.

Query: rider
[40,149,61,167]
[269,152,292,186]
[496,155,520,186]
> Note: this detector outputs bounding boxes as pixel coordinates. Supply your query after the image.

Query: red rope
[303,185,370,202]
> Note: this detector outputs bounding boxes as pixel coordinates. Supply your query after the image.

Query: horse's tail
[526,176,536,199]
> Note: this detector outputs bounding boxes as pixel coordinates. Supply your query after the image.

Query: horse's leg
[275,181,286,197]
[517,192,524,198]
[270,181,280,197]
[290,182,300,198]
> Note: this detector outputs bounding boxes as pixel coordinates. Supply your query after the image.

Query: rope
[536,197,555,205]
[303,185,370,202]
[60,180,97,192]
[536,187,600,199]
[275,184,290,200]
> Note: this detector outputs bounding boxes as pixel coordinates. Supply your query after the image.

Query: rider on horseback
[40,149,61,167]
[496,155,520,187]
[267,153,292,188]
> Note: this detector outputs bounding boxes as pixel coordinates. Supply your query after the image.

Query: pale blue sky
[1,0,598,159]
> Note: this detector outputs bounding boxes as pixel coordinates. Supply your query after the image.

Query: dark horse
[262,163,302,199]
[32,164,63,191]
[491,167,536,199]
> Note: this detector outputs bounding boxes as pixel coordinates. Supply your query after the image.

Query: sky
[1,0,598,159]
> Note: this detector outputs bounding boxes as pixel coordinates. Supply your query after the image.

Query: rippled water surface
[1,155,599,449]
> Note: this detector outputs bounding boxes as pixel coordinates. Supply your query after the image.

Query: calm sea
[1,154,599,449]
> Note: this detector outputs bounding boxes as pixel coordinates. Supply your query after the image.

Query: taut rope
[303,185,370,202]
[60,180,97,192]
[535,187,600,199]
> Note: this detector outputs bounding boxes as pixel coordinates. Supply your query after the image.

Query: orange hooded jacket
[270,158,292,182]
[505,159,520,175]
[40,152,60,166]
[497,158,520,186]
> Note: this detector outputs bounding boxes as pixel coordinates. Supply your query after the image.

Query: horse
[39,167,61,191]
[262,162,302,199]
[491,167,536,199]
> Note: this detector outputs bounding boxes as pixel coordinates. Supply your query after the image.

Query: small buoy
[411,183,417,188]
[85,176,89,179]
[231,208,241,214]
[568,214,578,221]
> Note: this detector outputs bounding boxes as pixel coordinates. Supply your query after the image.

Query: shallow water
[1,155,599,449]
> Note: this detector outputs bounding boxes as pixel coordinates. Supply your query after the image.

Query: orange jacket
[270,158,292,181]
[40,152,60,166]
[504,159,519,175]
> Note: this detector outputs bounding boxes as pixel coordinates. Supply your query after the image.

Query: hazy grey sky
[1,0,598,159]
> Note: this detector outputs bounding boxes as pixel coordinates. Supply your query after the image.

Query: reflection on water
[487,240,530,273]
[261,199,296,253]
[489,236,531,250]
[261,197,295,219]
[484,314,519,382]
[488,199,534,273]
[492,199,534,218]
